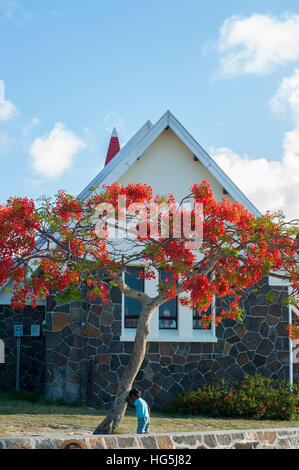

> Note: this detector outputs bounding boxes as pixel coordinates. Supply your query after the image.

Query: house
[0,111,297,408]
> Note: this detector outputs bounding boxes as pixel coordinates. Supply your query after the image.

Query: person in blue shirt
[125,388,150,434]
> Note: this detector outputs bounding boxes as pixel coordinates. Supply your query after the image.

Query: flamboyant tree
[0,181,298,433]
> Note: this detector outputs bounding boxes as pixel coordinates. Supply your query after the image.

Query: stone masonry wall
[0,305,45,392]
[0,428,299,449]
[44,277,293,409]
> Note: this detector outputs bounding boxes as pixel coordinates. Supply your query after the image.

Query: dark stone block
[113,304,122,320]
[227,364,243,381]
[216,356,235,370]
[229,344,239,358]
[102,370,119,384]
[267,315,280,326]
[136,379,152,390]
[110,341,123,353]
[148,342,159,354]
[275,322,289,337]
[222,318,235,329]
[269,303,283,317]
[277,352,289,364]
[255,366,272,378]
[98,344,110,354]
[242,332,262,350]
[184,361,199,374]
[110,355,120,371]
[214,341,225,354]
[201,343,214,354]
[174,343,190,356]
[69,348,81,362]
[256,339,274,356]
[259,322,270,338]
[215,323,225,338]
[275,338,289,351]
[98,389,113,403]
[189,369,204,385]
[189,343,202,354]
[224,328,235,339]
[52,352,68,367]
[198,360,213,374]
[243,316,263,332]
[252,354,266,367]
[136,369,144,380]
[173,355,185,364]
[269,327,277,344]
[168,364,183,373]
[119,354,130,366]
[153,373,164,387]
[241,362,256,375]
[151,363,162,373]
[251,305,268,317]
[109,286,122,303]
[46,331,63,349]
[173,373,185,382]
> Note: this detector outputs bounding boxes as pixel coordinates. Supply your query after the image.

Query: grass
[0,391,298,437]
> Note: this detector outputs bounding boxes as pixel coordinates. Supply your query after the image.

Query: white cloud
[213,13,299,77]
[0,131,13,156]
[210,67,299,220]
[0,0,32,25]
[29,123,86,180]
[21,117,40,136]
[270,68,299,124]
[0,79,18,121]
[210,145,299,220]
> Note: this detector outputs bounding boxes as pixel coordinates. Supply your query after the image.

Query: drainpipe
[288,286,293,389]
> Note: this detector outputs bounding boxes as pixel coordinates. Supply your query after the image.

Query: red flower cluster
[0,182,297,338]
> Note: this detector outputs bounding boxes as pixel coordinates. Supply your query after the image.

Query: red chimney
[104,127,120,166]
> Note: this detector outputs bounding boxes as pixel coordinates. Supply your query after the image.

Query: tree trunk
[93,301,155,434]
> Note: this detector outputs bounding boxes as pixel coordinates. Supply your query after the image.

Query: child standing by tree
[125,388,150,434]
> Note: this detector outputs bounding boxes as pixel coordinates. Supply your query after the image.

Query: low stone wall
[1,428,299,449]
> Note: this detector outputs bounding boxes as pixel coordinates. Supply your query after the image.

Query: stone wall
[44,277,292,408]
[0,305,45,392]
[0,428,299,449]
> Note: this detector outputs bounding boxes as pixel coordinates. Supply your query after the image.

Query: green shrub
[164,374,299,420]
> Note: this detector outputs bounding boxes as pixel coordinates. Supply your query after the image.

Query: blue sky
[1,0,299,218]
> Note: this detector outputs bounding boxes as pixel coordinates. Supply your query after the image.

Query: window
[193,305,212,330]
[120,268,217,343]
[124,268,144,328]
[159,270,178,329]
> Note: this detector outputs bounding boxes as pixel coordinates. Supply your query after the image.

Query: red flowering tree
[0,181,298,433]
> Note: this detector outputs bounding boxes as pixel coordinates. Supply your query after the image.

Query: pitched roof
[79,110,261,216]
[104,128,120,166]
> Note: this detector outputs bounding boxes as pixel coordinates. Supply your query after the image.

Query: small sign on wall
[30,325,40,337]
[14,324,23,337]
[0,340,4,363]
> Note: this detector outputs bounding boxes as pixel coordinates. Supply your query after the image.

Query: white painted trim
[0,298,45,306]
[120,331,218,342]
[268,273,289,286]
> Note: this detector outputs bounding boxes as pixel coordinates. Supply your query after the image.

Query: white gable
[81,111,261,216]
[118,128,228,203]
